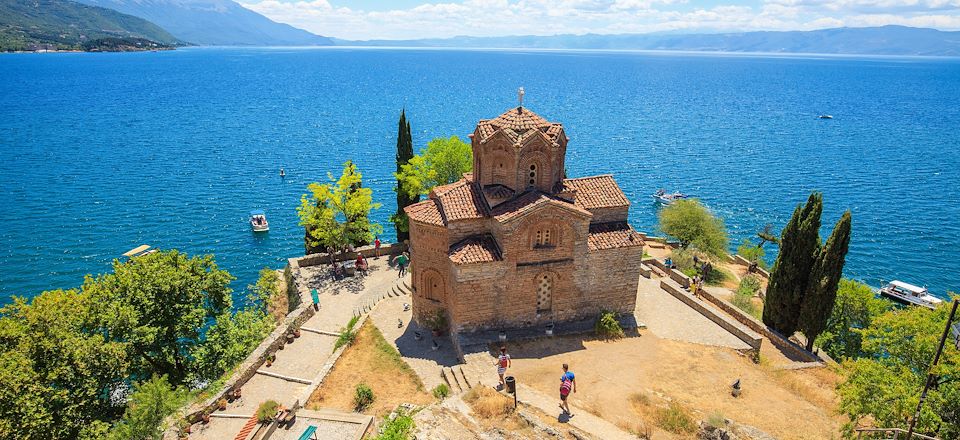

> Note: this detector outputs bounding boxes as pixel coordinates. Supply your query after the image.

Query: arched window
[536,273,553,312]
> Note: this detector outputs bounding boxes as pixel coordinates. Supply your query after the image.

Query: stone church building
[404,105,644,334]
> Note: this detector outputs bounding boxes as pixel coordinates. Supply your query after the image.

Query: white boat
[818,114,833,119]
[879,280,943,309]
[122,245,157,258]
[250,210,269,232]
[652,189,689,205]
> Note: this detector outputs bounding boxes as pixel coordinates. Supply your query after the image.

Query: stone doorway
[536,273,552,312]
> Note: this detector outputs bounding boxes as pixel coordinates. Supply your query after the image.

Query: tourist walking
[559,363,576,415]
[494,346,511,389]
[394,252,409,278]
[374,237,382,259]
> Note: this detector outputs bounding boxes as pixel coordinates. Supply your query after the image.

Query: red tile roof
[448,235,502,265]
[588,222,645,251]
[404,199,444,226]
[491,190,592,223]
[562,175,630,210]
[476,107,564,145]
[433,179,488,222]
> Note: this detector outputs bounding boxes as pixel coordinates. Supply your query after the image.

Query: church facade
[404,106,644,333]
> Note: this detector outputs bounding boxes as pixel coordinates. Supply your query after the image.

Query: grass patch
[732,275,763,318]
[372,409,415,440]
[706,412,726,429]
[334,315,361,352]
[672,249,731,286]
[654,402,697,434]
[595,311,625,339]
[431,383,449,400]
[463,386,514,418]
[354,383,375,412]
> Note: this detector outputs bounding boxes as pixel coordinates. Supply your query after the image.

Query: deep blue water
[2,47,959,304]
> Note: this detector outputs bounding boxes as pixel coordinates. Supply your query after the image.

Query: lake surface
[1,48,959,304]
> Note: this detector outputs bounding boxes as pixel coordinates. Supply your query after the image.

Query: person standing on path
[374,237,382,259]
[494,346,511,389]
[559,363,576,415]
[394,252,409,278]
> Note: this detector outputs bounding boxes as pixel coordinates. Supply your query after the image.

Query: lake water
[1,47,959,304]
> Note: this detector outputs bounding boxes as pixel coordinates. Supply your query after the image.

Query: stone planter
[545,324,554,336]
[498,331,507,342]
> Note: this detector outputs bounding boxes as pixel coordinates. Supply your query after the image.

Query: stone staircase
[354,274,411,316]
[440,364,475,394]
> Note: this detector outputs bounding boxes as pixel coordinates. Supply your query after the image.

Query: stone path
[636,276,751,349]
[190,258,403,440]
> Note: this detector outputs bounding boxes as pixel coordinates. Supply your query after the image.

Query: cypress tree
[393,109,418,241]
[763,192,823,335]
[798,211,852,351]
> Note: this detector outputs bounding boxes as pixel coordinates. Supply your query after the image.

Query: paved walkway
[190,258,402,440]
[636,276,750,349]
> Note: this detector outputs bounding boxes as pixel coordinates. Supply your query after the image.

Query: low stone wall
[732,254,771,279]
[696,288,821,364]
[638,264,652,278]
[669,268,691,288]
[659,279,762,358]
[293,242,408,268]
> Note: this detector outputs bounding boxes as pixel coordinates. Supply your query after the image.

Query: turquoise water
[1,48,959,304]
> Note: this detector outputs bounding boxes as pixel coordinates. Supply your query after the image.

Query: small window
[530,164,536,170]
[534,228,554,247]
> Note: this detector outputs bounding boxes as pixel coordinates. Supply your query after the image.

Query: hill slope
[337,26,960,57]
[0,0,179,51]
[75,0,332,46]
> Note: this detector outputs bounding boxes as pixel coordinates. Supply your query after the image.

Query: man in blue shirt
[559,363,576,415]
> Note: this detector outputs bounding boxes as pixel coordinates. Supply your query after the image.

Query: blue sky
[241,0,960,40]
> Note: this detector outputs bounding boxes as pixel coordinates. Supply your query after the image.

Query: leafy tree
[84,250,233,384]
[816,279,891,360]
[395,135,473,199]
[392,109,417,241]
[657,199,729,260]
[299,161,383,255]
[737,238,767,269]
[798,211,852,350]
[190,308,273,382]
[838,302,960,438]
[0,289,128,439]
[763,192,822,335]
[107,375,188,440]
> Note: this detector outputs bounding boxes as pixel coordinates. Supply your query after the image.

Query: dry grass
[654,402,698,435]
[463,386,514,419]
[307,321,432,417]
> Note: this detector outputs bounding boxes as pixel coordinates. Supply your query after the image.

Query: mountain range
[337,26,960,57]
[73,0,332,46]
[0,0,179,51]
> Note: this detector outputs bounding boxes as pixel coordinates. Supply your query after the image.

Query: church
[404,101,644,335]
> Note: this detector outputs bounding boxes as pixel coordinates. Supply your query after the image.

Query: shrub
[432,383,450,400]
[463,386,513,418]
[706,412,727,429]
[334,315,360,352]
[354,383,375,412]
[654,402,697,434]
[737,239,767,269]
[595,311,625,339]
[671,249,729,285]
[373,410,415,440]
[732,275,762,318]
[255,400,279,423]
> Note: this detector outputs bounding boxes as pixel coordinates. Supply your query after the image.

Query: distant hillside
[336,26,960,57]
[0,0,179,51]
[75,0,333,46]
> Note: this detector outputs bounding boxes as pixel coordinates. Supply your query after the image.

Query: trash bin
[505,376,516,394]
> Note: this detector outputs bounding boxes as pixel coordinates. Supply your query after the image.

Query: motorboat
[879,280,943,309]
[818,115,833,119]
[250,210,269,232]
[122,245,157,259]
[653,189,689,205]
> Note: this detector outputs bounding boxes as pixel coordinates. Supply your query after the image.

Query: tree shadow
[391,319,459,368]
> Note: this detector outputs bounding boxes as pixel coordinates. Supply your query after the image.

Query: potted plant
[177,419,192,438]
[498,331,507,342]
[294,328,301,338]
[201,411,211,424]
[256,400,280,424]
[278,340,285,350]
[286,332,295,344]
[217,398,227,411]
[545,323,554,336]
[427,310,448,337]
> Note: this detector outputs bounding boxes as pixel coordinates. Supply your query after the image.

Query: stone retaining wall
[292,242,408,268]
[732,254,771,279]
[659,279,762,358]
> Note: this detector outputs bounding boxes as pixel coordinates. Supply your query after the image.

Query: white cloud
[239,0,960,40]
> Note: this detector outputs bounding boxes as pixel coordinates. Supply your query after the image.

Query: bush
[595,311,625,339]
[334,315,360,352]
[373,410,415,440]
[732,275,762,318]
[658,199,729,260]
[431,383,450,400]
[255,400,279,423]
[737,239,767,269]
[354,383,375,412]
[655,402,697,434]
[671,249,730,286]
[463,386,513,418]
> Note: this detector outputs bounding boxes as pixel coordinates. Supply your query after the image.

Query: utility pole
[906,299,959,439]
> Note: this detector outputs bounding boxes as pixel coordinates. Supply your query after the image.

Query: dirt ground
[501,333,843,440]
[306,321,434,419]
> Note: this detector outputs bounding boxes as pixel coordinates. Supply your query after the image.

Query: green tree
[299,161,383,255]
[838,302,960,438]
[816,279,891,360]
[798,211,852,350]
[657,199,729,260]
[395,135,473,199]
[392,109,418,242]
[84,250,233,384]
[107,375,188,440]
[190,308,274,382]
[737,238,767,269]
[763,192,822,335]
[0,289,128,439]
